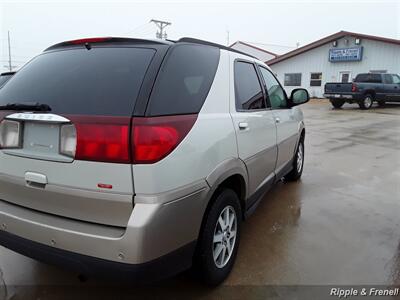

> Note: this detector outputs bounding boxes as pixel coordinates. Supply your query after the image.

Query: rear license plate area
[2,122,73,162]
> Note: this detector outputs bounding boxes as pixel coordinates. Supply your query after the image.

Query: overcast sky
[1,0,399,72]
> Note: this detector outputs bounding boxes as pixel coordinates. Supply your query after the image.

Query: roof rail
[0,71,16,76]
[177,37,257,59]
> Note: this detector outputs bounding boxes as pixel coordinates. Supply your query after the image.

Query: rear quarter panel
[132,50,238,195]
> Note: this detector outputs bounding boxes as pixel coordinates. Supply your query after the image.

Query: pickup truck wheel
[330,99,345,109]
[359,94,374,110]
[284,138,304,181]
[195,189,241,286]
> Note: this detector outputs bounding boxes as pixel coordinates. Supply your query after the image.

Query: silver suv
[0,37,309,285]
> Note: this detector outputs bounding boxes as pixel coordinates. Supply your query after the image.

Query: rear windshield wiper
[0,102,52,111]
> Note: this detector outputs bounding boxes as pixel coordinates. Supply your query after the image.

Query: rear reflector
[67,116,131,164]
[0,119,22,149]
[97,183,113,189]
[132,114,197,164]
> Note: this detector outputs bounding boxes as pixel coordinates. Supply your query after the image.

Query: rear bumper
[0,229,196,282]
[323,93,363,101]
[0,180,210,279]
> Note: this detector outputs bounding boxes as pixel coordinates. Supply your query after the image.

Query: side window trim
[234,58,268,112]
[257,65,289,110]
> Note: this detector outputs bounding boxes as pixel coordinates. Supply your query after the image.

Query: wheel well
[204,174,246,224]
[216,175,246,215]
[364,90,376,98]
[300,128,305,141]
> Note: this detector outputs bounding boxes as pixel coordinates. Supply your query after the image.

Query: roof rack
[177,37,257,59]
[44,37,171,51]
[0,71,16,76]
[43,36,257,59]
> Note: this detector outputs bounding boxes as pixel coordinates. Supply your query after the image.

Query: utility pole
[150,19,171,39]
[7,31,12,72]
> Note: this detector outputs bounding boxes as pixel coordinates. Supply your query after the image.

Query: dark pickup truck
[324,73,400,109]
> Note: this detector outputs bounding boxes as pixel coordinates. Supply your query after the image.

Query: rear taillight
[0,119,22,149]
[132,114,197,164]
[351,83,358,92]
[63,114,197,164]
[66,116,131,164]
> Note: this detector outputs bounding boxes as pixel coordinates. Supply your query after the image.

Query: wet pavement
[0,100,399,299]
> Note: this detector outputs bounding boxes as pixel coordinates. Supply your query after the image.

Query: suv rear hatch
[0,41,160,227]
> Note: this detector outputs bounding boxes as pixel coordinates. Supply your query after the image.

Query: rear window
[146,44,220,116]
[0,47,156,116]
[354,73,382,83]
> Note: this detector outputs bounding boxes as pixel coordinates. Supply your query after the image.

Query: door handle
[238,122,249,130]
[25,172,47,189]
[275,117,281,124]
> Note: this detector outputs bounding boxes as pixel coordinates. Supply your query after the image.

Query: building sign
[329,47,363,62]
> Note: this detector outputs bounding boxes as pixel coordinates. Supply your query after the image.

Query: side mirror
[290,88,310,106]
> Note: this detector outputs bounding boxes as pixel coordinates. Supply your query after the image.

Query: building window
[310,73,322,86]
[284,73,301,86]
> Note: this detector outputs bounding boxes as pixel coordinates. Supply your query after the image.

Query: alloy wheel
[212,206,237,268]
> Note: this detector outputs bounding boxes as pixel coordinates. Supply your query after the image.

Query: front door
[339,71,351,83]
[383,74,400,101]
[230,59,277,197]
[258,66,299,176]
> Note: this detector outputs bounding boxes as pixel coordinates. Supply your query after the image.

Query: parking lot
[0,100,399,299]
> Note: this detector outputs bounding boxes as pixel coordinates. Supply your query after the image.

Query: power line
[150,19,171,39]
[124,23,154,35]
[243,40,296,49]
[5,31,17,72]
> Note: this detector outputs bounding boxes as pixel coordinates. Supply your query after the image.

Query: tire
[284,137,304,181]
[378,100,386,107]
[358,94,374,110]
[195,189,242,286]
[330,99,345,109]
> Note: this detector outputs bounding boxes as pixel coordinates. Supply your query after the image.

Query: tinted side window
[0,47,156,116]
[234,62,265,110]
[259,67,287,109]
[370,74,382,83]
[384,74,393,84]
[355,73,382,83]
[147,44,220,116]
[355,74,367,82]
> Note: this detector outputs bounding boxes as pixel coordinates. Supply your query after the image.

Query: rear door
[383,74,400,102]
[258,66,299,175]
[230,59,277,197]
[0,45,159,227]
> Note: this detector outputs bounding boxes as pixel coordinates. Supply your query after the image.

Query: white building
[266,31,400,98]
[230,41,278,62]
